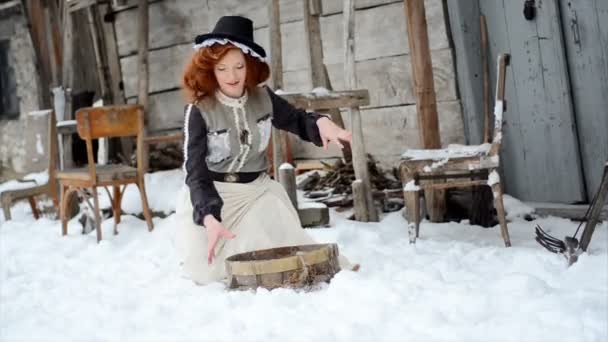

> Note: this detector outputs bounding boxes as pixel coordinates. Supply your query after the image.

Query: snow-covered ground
[1,170,607,342]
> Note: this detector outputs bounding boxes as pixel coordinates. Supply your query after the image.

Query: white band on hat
[193,38,267,63]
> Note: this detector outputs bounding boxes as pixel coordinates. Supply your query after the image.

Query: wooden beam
[60,0,75,169]
[279,89,369,110]
[278,163,297,209]
[22,0,52,107]
[99,3,125,104]
[580,163,608,251]
[480,15,490,143]
[66,0,96,13]
[268,0,287,178]
[302,0,326,88]
[404,0,444,222]
[343,0,377,222]
[302,0,351,161]
[403,0,441,149]
[43,0,61,86]
[87,4,111,104]
[137,0,149,171]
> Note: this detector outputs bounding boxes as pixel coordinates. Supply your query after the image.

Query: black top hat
[194,16,266,59]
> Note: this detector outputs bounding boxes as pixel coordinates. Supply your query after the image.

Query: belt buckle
[224,173,239,183]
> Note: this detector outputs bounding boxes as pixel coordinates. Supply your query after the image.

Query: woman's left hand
[317,117,353,150]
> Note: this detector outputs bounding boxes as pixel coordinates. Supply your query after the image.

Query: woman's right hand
[203,214,236,265]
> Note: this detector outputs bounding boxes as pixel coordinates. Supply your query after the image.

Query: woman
[175,16,354,285]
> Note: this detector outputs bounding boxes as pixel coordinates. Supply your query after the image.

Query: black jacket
[183,87,327,226]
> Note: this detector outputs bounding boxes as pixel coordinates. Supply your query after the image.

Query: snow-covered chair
[56,105,154,243]
[1,110,59,220]
[399,53,511,247]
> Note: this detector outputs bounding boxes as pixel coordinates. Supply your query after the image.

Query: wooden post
[403,0,441,149]
[98,2,130,161]
[480,15,490,143]
[21,0,52,108]
[351,180,368,221]
[403,0,444,222]
[580,162,608,251]
[343,0,378,222]
[137,0,149,171]
[303,0,352,162]
[278,163,297,209]
[60,0,74,169]
[86,5,111,104]
[46,0,62,86]
[268,0,287,178]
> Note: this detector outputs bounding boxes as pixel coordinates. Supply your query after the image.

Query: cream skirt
[174,174,351,285]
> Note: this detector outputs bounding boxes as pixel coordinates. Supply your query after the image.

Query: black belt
[209,171,263,183]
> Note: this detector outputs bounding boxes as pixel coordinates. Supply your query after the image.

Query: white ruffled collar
[215,89,248,108]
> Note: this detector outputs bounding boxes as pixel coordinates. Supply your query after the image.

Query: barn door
[480,0,586,203]
[559,0,608,201]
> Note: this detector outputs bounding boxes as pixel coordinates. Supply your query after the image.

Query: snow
[487,170,500,186]
[56,120,77,127]
[298,201,327,209]
[404,179,420,191]
[494,100,504,122]
[402,144,492,161]
[35,134,44,155]
[1,170,607,342]
[311,87,331,97]
[0,170,49,194]
[279,163,294,170]
[28,109,52,117]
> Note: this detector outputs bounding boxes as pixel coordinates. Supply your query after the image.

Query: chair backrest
[75,105,145,181]
[47,110,58,200]
[489,53,509,156]
[76,105,143,139]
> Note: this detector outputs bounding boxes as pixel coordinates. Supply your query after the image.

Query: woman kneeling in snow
[174,15,355,285]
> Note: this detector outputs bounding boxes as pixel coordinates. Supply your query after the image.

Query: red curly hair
[182,43,270,102]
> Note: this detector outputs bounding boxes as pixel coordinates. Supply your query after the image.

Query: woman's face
[214,48,247,98]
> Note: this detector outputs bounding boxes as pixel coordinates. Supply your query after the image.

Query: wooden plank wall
[113,0,464,168]
[559,0,608,199]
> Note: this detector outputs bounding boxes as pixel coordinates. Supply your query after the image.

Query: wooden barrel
[225,243,341,290]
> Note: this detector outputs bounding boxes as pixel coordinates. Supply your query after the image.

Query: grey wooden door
[480,0,586,203]
[559,0,608,200]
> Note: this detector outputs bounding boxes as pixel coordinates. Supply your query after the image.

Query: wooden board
[320,0,448,66]
[445,0,485,145]
[321,0,401,15]
[559,0,608,200]
[120,43,191,98]
[289,100,464,162]
[480,0,585,203]
[114,0,211,57]
[120,44,457,107]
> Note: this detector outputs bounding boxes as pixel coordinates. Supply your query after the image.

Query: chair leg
[60,185,68,236]
[404,190,420,244]
[1,195,12,221]
[28,197,40,219]
[491,182,511,247]
[91,187,103,243]
[112,185,121,235]
[137,179,154,232]
[425,188,446,223]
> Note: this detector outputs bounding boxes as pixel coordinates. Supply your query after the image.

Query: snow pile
[402,144,492,161]
[1,170,606,342]
[0,170,49,194]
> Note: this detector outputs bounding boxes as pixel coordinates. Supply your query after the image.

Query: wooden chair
[56,105,154,243]
[1,110,59,220]
[400,53,511,247]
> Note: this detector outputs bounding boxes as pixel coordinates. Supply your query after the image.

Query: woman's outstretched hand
[317,117,353,150]
[203,214,236,265]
